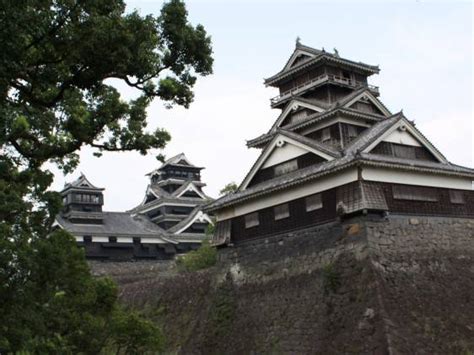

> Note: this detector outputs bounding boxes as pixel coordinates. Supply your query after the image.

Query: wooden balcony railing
[270,74,379,106]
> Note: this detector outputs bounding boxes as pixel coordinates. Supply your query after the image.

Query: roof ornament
[322,47,325,53]
[333,48,340,57]
[295,36,301,46]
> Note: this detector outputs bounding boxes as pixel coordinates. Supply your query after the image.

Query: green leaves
[0,0,213,352]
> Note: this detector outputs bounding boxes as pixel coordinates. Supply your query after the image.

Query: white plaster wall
[362,167,473,190]
[217,168,358,221]
[262,143,308,168]
[382,130,421,146]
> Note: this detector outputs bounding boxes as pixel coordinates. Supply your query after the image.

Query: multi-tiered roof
[131,153,213,244]
[205,42,474,245]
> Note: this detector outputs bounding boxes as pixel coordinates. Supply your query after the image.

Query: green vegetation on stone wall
[176,239,217,272]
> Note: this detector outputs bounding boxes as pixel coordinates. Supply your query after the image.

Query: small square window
[306,193,323,212]
[449,190,465,204]
[83,235,92,243]
[244,212,259,229]
[274,204,290,220]
[109,236,117,243]
[133,237,141,244]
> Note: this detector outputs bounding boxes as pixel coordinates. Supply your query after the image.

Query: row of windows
[392,185,465,204]
[71,193,101,203]
[83,236,142,243]
[243,187,467,229]
[244,193,323,229]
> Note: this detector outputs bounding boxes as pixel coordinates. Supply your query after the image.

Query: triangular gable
[172,210,213,235]
[343,91,391,117]
[240,133,337,190]
[284,48,318,71]
[363,118,447,163]
[174,182,207,199]
[270,99,325,132]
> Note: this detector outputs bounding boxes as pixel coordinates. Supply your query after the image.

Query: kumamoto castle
[205,42,474,244]
[56,42,474,260]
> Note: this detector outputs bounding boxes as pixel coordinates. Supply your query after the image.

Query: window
[347,125,358,138]
[244,212,259,228]
[392,185,437,202]
[306,193,323,211]
[109,236,117,242]
[133,237,141,244]
[274,203,290,220]
[449,190,465,204]
[393,144,416,160]
[321,127,331,142]
[274,159,298,176]
[83,235,92,243]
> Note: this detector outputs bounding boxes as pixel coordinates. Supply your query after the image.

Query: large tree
[0,0,213,352]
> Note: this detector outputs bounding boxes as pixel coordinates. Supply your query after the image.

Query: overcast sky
[49,0,473,211]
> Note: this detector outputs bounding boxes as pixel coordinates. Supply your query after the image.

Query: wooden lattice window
[449,190,465,204]
[392,185,438,202]
[244,212,259,229]
[306,193,323,211]
[274,159,298,176]
[392,144,416,160]
[274,203,290,220]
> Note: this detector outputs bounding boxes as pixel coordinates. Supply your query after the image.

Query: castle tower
[60,173,105,224]
[205,42,474,245]
[132,153,214,247]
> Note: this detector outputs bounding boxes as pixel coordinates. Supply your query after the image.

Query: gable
[344,91,391,117]
[349,100,385,116]
[175,182,207,199]
[382,129,421,147]
[364,119,447,163]
[240,133,336,190]
[284,49,317,70]
[270,100,325,132]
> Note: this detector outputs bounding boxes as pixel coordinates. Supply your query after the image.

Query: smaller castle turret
[60,173,104,224]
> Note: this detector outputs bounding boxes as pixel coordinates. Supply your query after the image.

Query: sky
[50,0,473,211]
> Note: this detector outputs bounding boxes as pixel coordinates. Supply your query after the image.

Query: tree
[0,0,213,352]
[219,182,238,196]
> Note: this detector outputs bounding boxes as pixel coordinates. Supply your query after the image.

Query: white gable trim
[344,91,391,117]
[270,99,325,132]
[284,49,317,70]
[363,118,448,163]
[240,133,335,191]
[174,211,213,235]
[175,182,207,199]
[139,185,160,206]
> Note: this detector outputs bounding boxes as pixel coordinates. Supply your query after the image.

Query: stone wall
[92,215,474,354]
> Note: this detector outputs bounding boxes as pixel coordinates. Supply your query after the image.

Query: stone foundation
[91,215,474,354]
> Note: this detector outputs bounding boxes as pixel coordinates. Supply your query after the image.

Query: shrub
[176,239,217,272]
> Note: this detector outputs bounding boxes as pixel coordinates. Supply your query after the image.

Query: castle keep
[55,154,213,260]
[205,42,474,244]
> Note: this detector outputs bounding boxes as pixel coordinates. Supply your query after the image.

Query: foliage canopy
[0,0,213,352]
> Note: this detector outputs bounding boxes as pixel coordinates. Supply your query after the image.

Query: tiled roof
[62,173,104,192]
[205,112,474,213]
[343,113,404,155]
[56,212,170,239]
[167,207,203,234]
[247,107,384,148]
[277,129,342,158]
[265,44,379,86]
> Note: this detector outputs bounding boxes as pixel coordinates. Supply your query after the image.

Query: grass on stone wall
[322,263,341,294]
[176,239,217,272]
